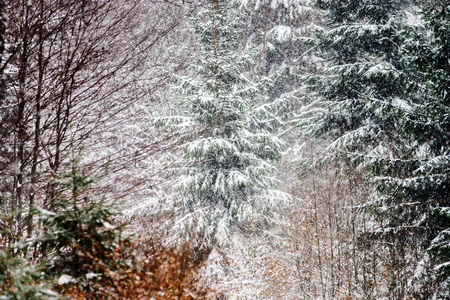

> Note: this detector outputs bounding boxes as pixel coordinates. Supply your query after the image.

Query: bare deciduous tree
[0,0,196,242]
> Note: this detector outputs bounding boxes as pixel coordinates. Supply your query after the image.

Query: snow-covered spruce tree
[385,2,450,298]
[300,0,412,147]
[300,0,450,298]
[165,0,284,250]
[298,0,417,298]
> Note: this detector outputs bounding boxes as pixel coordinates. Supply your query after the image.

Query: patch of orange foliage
[58,241,210,299]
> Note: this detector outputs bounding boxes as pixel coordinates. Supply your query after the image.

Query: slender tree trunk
[15,1,30,237]
[27,0,45,237]
[312,170,325,299]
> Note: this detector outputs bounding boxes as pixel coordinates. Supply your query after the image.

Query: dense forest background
[1,0,449,299]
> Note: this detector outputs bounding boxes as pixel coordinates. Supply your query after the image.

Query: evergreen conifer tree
[300,0,410,149]
[299,0,417,297]
[166,0,284,250]
[390,2,450,297]
[301,0,450,297]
